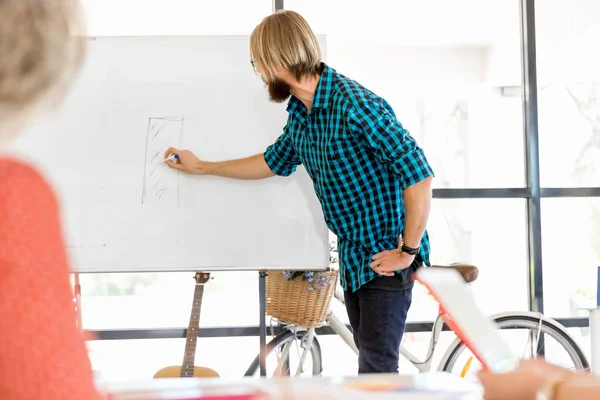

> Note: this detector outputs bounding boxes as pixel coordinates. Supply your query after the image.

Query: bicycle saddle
[429,263,479,283]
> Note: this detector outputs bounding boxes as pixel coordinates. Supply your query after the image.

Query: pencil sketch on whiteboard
[141,116,184,206]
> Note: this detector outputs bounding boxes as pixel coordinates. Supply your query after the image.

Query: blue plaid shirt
[264,63,434,292]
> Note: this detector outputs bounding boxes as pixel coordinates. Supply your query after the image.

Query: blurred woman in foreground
[0,1,103,399]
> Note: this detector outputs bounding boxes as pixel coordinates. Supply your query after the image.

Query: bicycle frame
[271,288,588,377]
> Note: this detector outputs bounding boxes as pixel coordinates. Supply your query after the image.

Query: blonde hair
[0,0,86,130]
[250,10,322,82]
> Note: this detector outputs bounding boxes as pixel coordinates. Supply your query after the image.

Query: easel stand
[259,272,267,377]
[74,273,83,331]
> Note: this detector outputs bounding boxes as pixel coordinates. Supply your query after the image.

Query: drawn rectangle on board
[142,116,183,206]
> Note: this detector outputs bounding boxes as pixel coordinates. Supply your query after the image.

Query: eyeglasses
[250,59,259,73]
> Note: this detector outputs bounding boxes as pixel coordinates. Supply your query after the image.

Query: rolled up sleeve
[349,100,434,189]
[263,127,302,177]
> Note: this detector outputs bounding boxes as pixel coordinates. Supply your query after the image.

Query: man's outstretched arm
[165,149,275,180]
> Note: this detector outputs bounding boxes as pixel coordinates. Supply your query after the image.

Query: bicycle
[244,263,590,378]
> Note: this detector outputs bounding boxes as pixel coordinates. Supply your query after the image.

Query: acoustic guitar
[153,272,220,379]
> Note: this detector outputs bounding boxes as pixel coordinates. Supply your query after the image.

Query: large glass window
[535,1,599,367]
[426,199,529,314]
[80,272,259,330]
[88,337,260,382]
[541,198,600,318]
[536,0,600,187]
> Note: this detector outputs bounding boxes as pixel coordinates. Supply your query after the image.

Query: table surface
[102,372,483,400]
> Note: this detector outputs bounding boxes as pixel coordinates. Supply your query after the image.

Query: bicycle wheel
[440,315,589,376]
[244,329,323,377]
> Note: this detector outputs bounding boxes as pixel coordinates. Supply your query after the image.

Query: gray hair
[0,0,86,134]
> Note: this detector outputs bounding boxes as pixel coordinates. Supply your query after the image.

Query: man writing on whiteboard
[165,10,434,374]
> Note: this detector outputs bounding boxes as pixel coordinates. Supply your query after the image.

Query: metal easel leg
[259,271,267,377]
[74,273,83,331]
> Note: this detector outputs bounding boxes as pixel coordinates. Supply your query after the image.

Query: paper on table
[260,377,479,400]
[104,378,263,400]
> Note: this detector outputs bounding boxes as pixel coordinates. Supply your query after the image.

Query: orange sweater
[0,158,103,399]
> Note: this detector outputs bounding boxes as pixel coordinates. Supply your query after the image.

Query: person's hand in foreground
[477,358,600,400]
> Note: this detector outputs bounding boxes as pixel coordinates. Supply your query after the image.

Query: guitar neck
[180,279,205,377]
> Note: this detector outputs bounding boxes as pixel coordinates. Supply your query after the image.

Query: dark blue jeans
[344,282,413,373]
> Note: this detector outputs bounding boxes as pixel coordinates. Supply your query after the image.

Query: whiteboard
[10,36,329,273]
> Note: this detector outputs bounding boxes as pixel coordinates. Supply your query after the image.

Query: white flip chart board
[11,36,329,273]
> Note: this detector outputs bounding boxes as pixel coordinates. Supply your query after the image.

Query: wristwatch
[401,243,419,256]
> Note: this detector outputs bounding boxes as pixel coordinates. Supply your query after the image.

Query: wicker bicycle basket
[265,270,338,329]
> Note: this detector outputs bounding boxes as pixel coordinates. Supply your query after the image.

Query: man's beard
[265,78,292,103]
